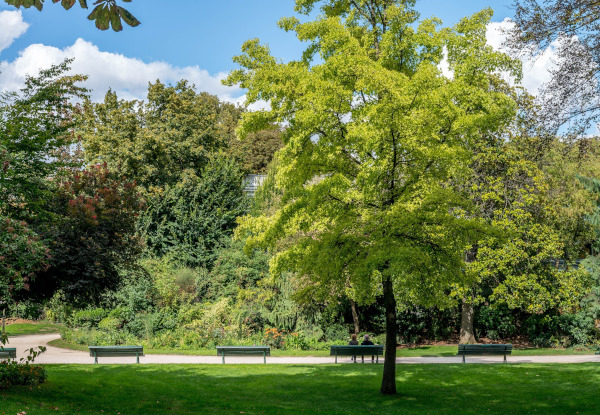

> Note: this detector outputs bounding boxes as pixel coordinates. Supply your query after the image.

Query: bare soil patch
[2,318,38,325]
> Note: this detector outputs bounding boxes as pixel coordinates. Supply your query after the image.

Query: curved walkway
[5,334,600,365]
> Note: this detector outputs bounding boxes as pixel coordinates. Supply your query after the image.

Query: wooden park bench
[216,346,271,364]
[89,346,144,364]
[330,345,384,363]
[457,344,513,363]
[0,348,16,360]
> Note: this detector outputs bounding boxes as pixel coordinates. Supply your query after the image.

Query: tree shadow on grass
[0,364,599,414]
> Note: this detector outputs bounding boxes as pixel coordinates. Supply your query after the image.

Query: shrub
[0,361,47,389]
[71,308,109,328]
[0,333,47,389]
[44,290,73,323]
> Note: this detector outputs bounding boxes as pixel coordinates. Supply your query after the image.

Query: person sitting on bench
[348,333,359,361]
[361,335,375,362]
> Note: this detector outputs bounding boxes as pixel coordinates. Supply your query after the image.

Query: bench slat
[457,344,513,363]
[216,346,271,363]
[330,345,384,363]
[89,346,144,364]
[0,348,16,359]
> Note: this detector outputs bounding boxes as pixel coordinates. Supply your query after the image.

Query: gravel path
[4,334,600,365]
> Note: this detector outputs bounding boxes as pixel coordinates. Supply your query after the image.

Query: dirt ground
[2,317,37,325]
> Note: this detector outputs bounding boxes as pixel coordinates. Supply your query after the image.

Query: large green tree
[453,86,600,344]
[79,82,239,192]
[228,0,520,394]
[5,0,139,31]
[0,60,87,220]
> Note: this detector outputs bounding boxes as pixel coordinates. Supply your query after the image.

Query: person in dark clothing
[361,335,374,346]
[348,333,359,361]
[361,335,375,363]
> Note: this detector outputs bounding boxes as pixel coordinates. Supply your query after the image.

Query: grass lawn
[3,323,61,336]
[1,363,599,414]
[48,338,599,357]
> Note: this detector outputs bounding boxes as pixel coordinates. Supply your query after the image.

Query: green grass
[3,323,60,336]
[1,364,599,414]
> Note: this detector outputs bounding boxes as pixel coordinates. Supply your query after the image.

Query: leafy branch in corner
[4,0,140,32]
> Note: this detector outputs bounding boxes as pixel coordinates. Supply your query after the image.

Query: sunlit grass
[1,364,599,414]
[3,323,61,336]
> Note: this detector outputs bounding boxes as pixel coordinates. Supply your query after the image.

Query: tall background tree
[228,0,520,394]
[0,60,87,221]
[510,0,600,134]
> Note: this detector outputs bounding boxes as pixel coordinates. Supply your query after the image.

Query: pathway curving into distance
[4,333,600,365]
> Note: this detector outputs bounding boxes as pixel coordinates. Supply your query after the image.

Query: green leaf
[95,5,110,30]
[118,6,140,27]
[109,4,122,32]
[60,0,76,10]
[87,3,102,20]
[78,0,87,8]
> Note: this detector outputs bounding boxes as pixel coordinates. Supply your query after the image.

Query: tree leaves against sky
[4,0,139,31]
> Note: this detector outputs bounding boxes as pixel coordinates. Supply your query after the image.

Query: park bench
[330,345,384,363]
[217,346,271,364]
[457,344,513,363]
[0,348,16,360]
[89,346,144,364]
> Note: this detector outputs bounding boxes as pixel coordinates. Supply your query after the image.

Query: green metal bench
[0,348,16,360]
[89,346,144,364]
[457,344,513,363]
[216,346,270,364]
[330,345,384,363]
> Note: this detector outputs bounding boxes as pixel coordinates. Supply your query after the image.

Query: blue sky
[0,1,539,104]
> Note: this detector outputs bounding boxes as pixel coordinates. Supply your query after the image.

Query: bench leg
[462,353,465,364]
[335,351,338,364]
[263,351,266,364]
[136,352,140,364]
[504,354,507,363]
[376,354,379,364]
[95,352,98,365]
[361,355,364,363]
[222,353,225,364]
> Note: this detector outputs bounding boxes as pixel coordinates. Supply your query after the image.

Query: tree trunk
[350,298,360,335]
[459,300,477,344]
[380,276,397,395]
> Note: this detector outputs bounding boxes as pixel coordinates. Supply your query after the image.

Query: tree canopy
[228,0,520,394]
[78,82,240,192]
[510,0,600,133]
[0,59,87,220]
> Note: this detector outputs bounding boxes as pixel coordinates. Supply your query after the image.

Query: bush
[44,290,73,323]
[0,361,47,389]
[71,308,109,328]
[475,305,519,340]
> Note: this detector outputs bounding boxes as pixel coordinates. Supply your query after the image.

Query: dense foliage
[138,156,248,269]
[29,164,144,305]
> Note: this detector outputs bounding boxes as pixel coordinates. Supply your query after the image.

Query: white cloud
[486,18,559,95]
[0,10,29,54]
[0,37,245,104]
